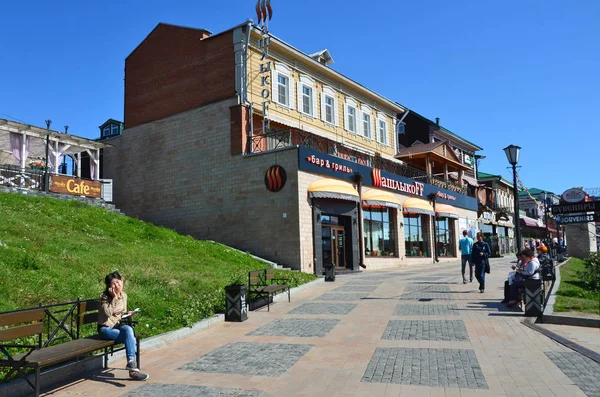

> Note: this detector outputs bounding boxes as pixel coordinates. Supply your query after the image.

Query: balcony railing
[247,129,469,196]
[0,164,44,190]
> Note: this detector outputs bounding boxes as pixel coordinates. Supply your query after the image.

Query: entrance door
[331,226,346,268]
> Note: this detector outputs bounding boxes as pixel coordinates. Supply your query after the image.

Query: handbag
[484,260,490,274]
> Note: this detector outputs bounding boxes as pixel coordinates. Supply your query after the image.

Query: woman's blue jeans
[475,264,486,291]
[99,324,136,363]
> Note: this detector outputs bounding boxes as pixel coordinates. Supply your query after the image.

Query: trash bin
[225,284,248,322]
[324,263,335,282]
[524,278,543,317]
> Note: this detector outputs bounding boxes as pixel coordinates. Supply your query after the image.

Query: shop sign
[51,175,101,198]
[436,191,456,201]
[255,0,274,134]
[561,188,586,203]
[481,211,494,222]
[555,213,600,224]
[305,154,353,174]
[464,155,473,166]
[551,201,600,215]
[372,169,424,196]
[264,165,286,192]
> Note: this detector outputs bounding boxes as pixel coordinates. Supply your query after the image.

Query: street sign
[551,201,600,215]
[555,213,600,224]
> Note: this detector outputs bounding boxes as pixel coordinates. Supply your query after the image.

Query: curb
[522,317,600,364]
[107,314,224,365]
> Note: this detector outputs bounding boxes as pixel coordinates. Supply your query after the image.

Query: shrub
[578,251,600,292]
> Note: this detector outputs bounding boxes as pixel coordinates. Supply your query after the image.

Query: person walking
[471,232,491,293]
[459,230,474,284]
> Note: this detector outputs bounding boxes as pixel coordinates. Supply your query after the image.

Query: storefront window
[404,214,430,257]
[436,217,456,257]
[363,207,396,257]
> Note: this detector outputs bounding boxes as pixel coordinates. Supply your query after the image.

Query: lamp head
[503,145,521,166]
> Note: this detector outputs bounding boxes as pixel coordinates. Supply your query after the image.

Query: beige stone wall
[564,222,598,259]
[103,98,303,269]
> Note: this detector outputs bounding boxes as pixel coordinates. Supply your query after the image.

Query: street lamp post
[504,145,521,252]
[542,192,550,243]
[44,120,52,193]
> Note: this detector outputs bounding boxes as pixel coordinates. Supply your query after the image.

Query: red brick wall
[125,24,236,128]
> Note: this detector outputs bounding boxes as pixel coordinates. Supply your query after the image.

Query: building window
[363,113,371,139]
[364,207,396,257]
[277,74,289,106]
[378,120,387,145]
[111,124,120,136]
[347,106,356,133]
[102,126,110,137]
[302,85,313,115]
[436,217,456,257]
[404,214,430,257]
[324,95,334,124]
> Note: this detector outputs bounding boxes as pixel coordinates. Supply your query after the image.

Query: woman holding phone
[98,271,149,381]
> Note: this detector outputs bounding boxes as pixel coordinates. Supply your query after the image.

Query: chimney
[435,117,440,126]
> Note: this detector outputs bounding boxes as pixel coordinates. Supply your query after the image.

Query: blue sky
[1,0,598,194]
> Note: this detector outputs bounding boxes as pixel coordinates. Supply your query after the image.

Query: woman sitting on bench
[98,271,149,381]
[506,249,540,308]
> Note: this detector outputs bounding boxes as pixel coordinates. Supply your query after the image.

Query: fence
[0,164,44,191]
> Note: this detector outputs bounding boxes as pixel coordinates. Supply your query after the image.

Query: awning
[308,178,359,202]
[520,215,541,228]
[362,189,402,209]
[435,203,459,219]
[402,198,435,215]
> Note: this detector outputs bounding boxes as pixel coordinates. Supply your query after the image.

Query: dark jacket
[471,241,491,266]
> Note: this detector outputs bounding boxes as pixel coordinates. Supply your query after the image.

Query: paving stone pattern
[120,384,262,397]
[546,352,600,397]
[399,292,453,300]
[289,303,357,315]
[409,276,453,281]
[392,303,460,316]
[382,320,469,341]
[179,342,313,377]
[314,292,368,301]
[247,318,340,337]
[362,348,487,389]
[343,279,383,286]
[333,285,378,292]
[404,284,452,293]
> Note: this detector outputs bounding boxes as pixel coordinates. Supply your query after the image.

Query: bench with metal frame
[0,298,140,397]
[247,268,290,311]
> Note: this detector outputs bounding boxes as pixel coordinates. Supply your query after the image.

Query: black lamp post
[541,191,550,242]
[503,145,521,252]
[44,120,52,192]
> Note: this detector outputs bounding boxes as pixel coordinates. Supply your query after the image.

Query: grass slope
[554,258,600,316]
[0,191,316,337]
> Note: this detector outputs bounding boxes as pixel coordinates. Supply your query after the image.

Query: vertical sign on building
[255,0,273,135]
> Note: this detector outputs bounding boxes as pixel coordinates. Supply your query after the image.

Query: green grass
[0,191,317,338]
[554,257,600,315]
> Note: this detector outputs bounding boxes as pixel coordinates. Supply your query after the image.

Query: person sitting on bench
[506,249,540,308]
[98,271,149,381]
[502,251,526,304]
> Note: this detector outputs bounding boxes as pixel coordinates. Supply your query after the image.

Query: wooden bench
[0,299,140,397]
[247,268,290,311]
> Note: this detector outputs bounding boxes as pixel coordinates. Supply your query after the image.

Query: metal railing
[0,164,44,190]
[247,129,469,196]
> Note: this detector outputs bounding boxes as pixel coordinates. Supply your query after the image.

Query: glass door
[331,226,346,268]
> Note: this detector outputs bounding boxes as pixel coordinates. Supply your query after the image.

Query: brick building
[103,21,480,273]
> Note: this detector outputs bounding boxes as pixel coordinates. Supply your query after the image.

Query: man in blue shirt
[459,230,474,284]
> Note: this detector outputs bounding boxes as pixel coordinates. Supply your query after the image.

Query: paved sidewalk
[45,258,598,397]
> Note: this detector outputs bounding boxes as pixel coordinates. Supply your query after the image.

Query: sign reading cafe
[255,0,274,134]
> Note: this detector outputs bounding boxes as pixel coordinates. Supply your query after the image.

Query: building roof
[409,111,483,151]
[477,171,514,189]
[518,187,556,197]
[395,142,443,157]
[99,119,123,129]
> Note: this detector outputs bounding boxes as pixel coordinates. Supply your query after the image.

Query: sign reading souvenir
[256,0,274,134]
[555,213,600,224]
[551,201,600,215]
[51,175,101,198]
[561,188,586,203]
[264,165,286,192]
[372,169,424,196]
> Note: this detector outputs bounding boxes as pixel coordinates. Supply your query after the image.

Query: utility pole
[44,120,52,192]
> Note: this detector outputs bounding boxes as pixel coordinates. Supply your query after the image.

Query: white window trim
[321,85,338,126]
[360,104,373,140]
[377,117,388,146]
[272,63,295,110]
[297,75,316,117]
[345,97,358,134]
